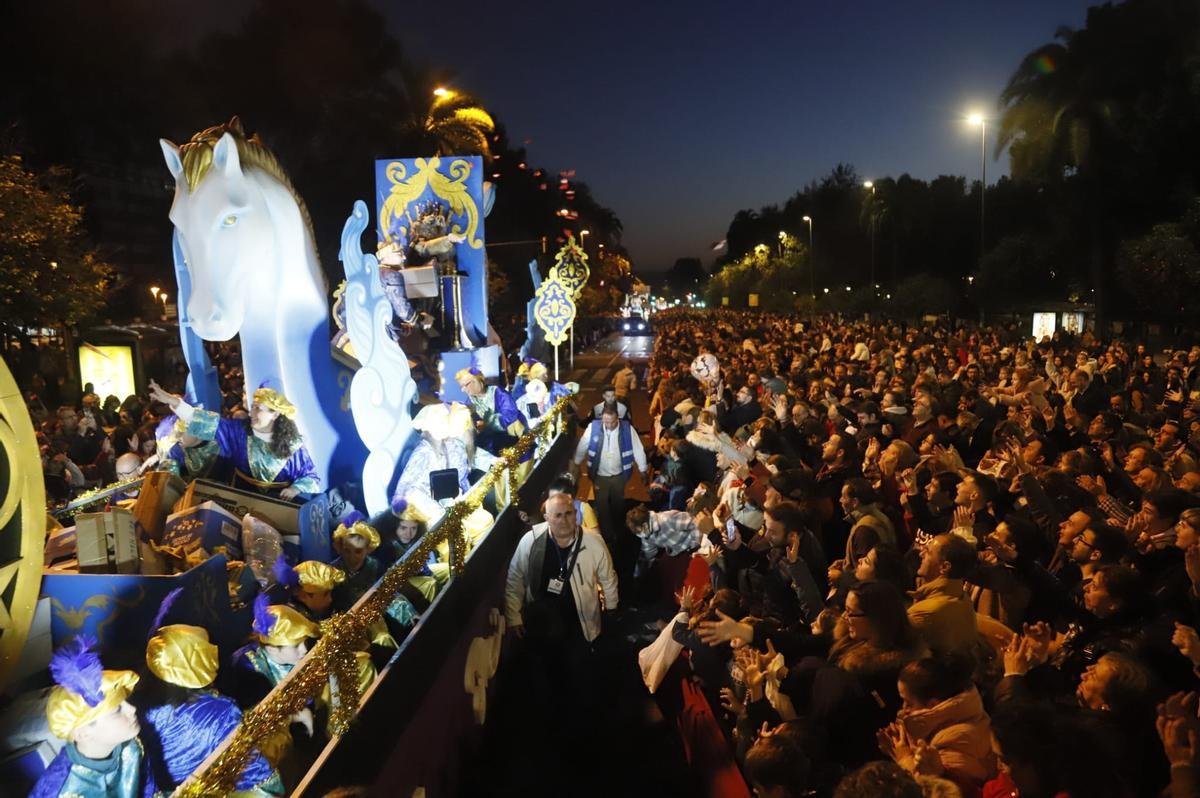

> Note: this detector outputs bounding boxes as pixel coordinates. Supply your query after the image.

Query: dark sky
[392,0,1096,274]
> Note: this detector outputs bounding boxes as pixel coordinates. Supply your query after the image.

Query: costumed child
[147,380,319,501]
[330,513,382,611]
[383,499,446,627]
[141,589,283,795]
[232,594,320,708]
[275,558,346,623]
[32,637,155,798]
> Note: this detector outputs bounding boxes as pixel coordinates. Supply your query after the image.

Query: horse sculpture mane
[177,117,318,252]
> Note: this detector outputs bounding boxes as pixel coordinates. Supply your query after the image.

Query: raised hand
[1173,623,1200,666]
[719,686,745,716]
[785,531,801,564]
[952,506,974,533]
[697,610,754,647]
[147,379,180,409]
[985,531,1018,564]
[1157,692,1200,767]
[773,395,789,422]
[1185,544,1200,593]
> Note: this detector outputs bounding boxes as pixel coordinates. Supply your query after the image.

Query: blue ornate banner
[374,156,488,346]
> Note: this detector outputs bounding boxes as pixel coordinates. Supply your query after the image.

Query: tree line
[697,0,1200,327]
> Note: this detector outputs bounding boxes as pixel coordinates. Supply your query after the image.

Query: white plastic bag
[638,614,685,694]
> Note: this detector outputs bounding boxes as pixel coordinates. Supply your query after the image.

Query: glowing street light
[863,181,877,288]
[150,286,160,300]
[802,215,814,298]
[965,111,987,263]
[579,229,590,249]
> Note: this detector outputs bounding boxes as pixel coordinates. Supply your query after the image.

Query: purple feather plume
[252,593,274,638]
[148,587,184,640]
[341,510,366,527]
[390,497,408,516]
[272,555,298,591]
[50,636,105,706]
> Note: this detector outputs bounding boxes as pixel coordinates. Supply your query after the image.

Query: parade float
[0,118,579,796]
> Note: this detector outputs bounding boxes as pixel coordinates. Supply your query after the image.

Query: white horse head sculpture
[159,119,363,487]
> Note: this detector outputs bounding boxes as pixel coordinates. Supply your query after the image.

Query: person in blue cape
[148,380,319,501]
[139,589,283,795]
[32,637,156,798]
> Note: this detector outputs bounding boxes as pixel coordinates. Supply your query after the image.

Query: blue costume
[142,693,282,796]
[186,409,320,497]
[31,739,155,798]
[466,385,526,455]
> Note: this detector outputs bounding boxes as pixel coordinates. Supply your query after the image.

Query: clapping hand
[1157,692,1200,768]
[952,506,974,534]
[1003,633,1046,676]
[1076,474,1107,498]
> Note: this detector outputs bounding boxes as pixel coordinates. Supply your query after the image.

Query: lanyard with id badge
[547,533,583,596]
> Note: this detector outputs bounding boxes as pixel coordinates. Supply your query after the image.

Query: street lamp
[966,112,987,263]
[863,181,877,291]
[579,229,589,250]
[802,215,814,298]
[150,286,160,300]
[778,230,788,257]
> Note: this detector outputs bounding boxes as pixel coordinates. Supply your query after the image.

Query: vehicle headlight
[637,322,645,330]
[622,322,630,331]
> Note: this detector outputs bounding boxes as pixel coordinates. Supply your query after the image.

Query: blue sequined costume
[31,739,155,798]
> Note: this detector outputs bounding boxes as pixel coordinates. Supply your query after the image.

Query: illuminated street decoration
[552,233,590,298]
[533,271,576,347]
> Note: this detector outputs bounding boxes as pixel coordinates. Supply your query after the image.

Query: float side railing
[175,396,570,797]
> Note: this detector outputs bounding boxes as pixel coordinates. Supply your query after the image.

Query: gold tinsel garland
[178,396,571,796]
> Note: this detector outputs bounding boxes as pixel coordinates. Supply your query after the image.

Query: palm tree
[997,20,1121,329]
[996,0,1200,330]
[417,89,496,158]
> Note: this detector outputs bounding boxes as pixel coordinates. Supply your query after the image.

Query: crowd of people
[511,310,1200,798]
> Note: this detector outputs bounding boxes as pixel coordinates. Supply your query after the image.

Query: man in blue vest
[573,407,647,562]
